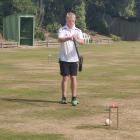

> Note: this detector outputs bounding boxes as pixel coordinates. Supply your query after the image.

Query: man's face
[66,17,75,29]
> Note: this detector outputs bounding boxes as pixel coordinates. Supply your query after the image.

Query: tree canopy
[0,0,139,34]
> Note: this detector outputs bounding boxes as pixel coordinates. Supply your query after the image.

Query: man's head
[66,12,76,29]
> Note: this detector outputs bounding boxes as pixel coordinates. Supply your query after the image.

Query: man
[58,12,84,106]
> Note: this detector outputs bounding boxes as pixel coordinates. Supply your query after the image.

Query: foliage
[12,0,36,14]
[49,32,58,39]
[0,0,139,35]
[104,0,135,17]
[72,1,87,31]
[119,0,135,17]
[46,22,61,33]
[35,30,45,41]
[43,0,65,26]
[136,0,140,19]
[86,1,109,34]
[110,34,121,41]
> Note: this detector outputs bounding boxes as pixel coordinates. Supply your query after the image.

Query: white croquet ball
[105,119,112,125]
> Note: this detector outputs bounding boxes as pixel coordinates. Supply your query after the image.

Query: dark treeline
[0,0,140,35]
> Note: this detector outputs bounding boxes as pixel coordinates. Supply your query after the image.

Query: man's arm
[58,36,73,43]
[73,29,84,45]
[73,37,84,45]
[59,36,84,44]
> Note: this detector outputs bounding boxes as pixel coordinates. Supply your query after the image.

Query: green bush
[49,32,57,39]
[87,31,97,36]
[46,22,61,33]
[110,34,121,41]
[35,31,45,41]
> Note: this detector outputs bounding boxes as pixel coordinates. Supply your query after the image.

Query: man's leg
[70,76,77,98]
[62,76,69,98]
[70,75,79,106]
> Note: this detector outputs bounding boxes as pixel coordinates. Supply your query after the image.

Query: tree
[0,1,2,32]
[86,0,108,34]
[85,0,136,34]
[0,0,139,35]
[0,0,37,33]
[43,0,65,25]
[120,0,135,17]
[72,0,86,31]
[101,0,135,17]
[136,0,140,19]
[12,0,36,14]
[0,0,12,32]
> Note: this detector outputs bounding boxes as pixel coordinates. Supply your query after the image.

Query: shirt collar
[65,25,76,30]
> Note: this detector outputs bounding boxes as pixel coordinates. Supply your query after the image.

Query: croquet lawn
[0,41,140,140]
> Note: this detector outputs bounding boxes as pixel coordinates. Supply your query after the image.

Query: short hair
[66,12,76,20]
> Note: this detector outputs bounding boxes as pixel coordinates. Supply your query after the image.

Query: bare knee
[62,76,69,83]
[70,76,76,81]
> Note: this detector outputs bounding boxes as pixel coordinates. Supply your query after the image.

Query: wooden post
[109,104,119,129]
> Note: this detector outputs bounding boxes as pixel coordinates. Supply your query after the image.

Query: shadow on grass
[0,97,60,107]
[76,124,118,130]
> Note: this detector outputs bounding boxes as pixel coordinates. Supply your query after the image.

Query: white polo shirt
[58,25,83,62]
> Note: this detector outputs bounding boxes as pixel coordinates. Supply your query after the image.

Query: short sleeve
[58,28,65,38]
[77,29,83,40]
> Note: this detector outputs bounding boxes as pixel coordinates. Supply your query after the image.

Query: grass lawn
[0,41,140,140]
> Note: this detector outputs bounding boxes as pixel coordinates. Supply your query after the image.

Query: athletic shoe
[71,97,79,106]
[60,97,67,104]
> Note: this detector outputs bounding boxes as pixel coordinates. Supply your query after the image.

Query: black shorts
[59,61,78,76]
